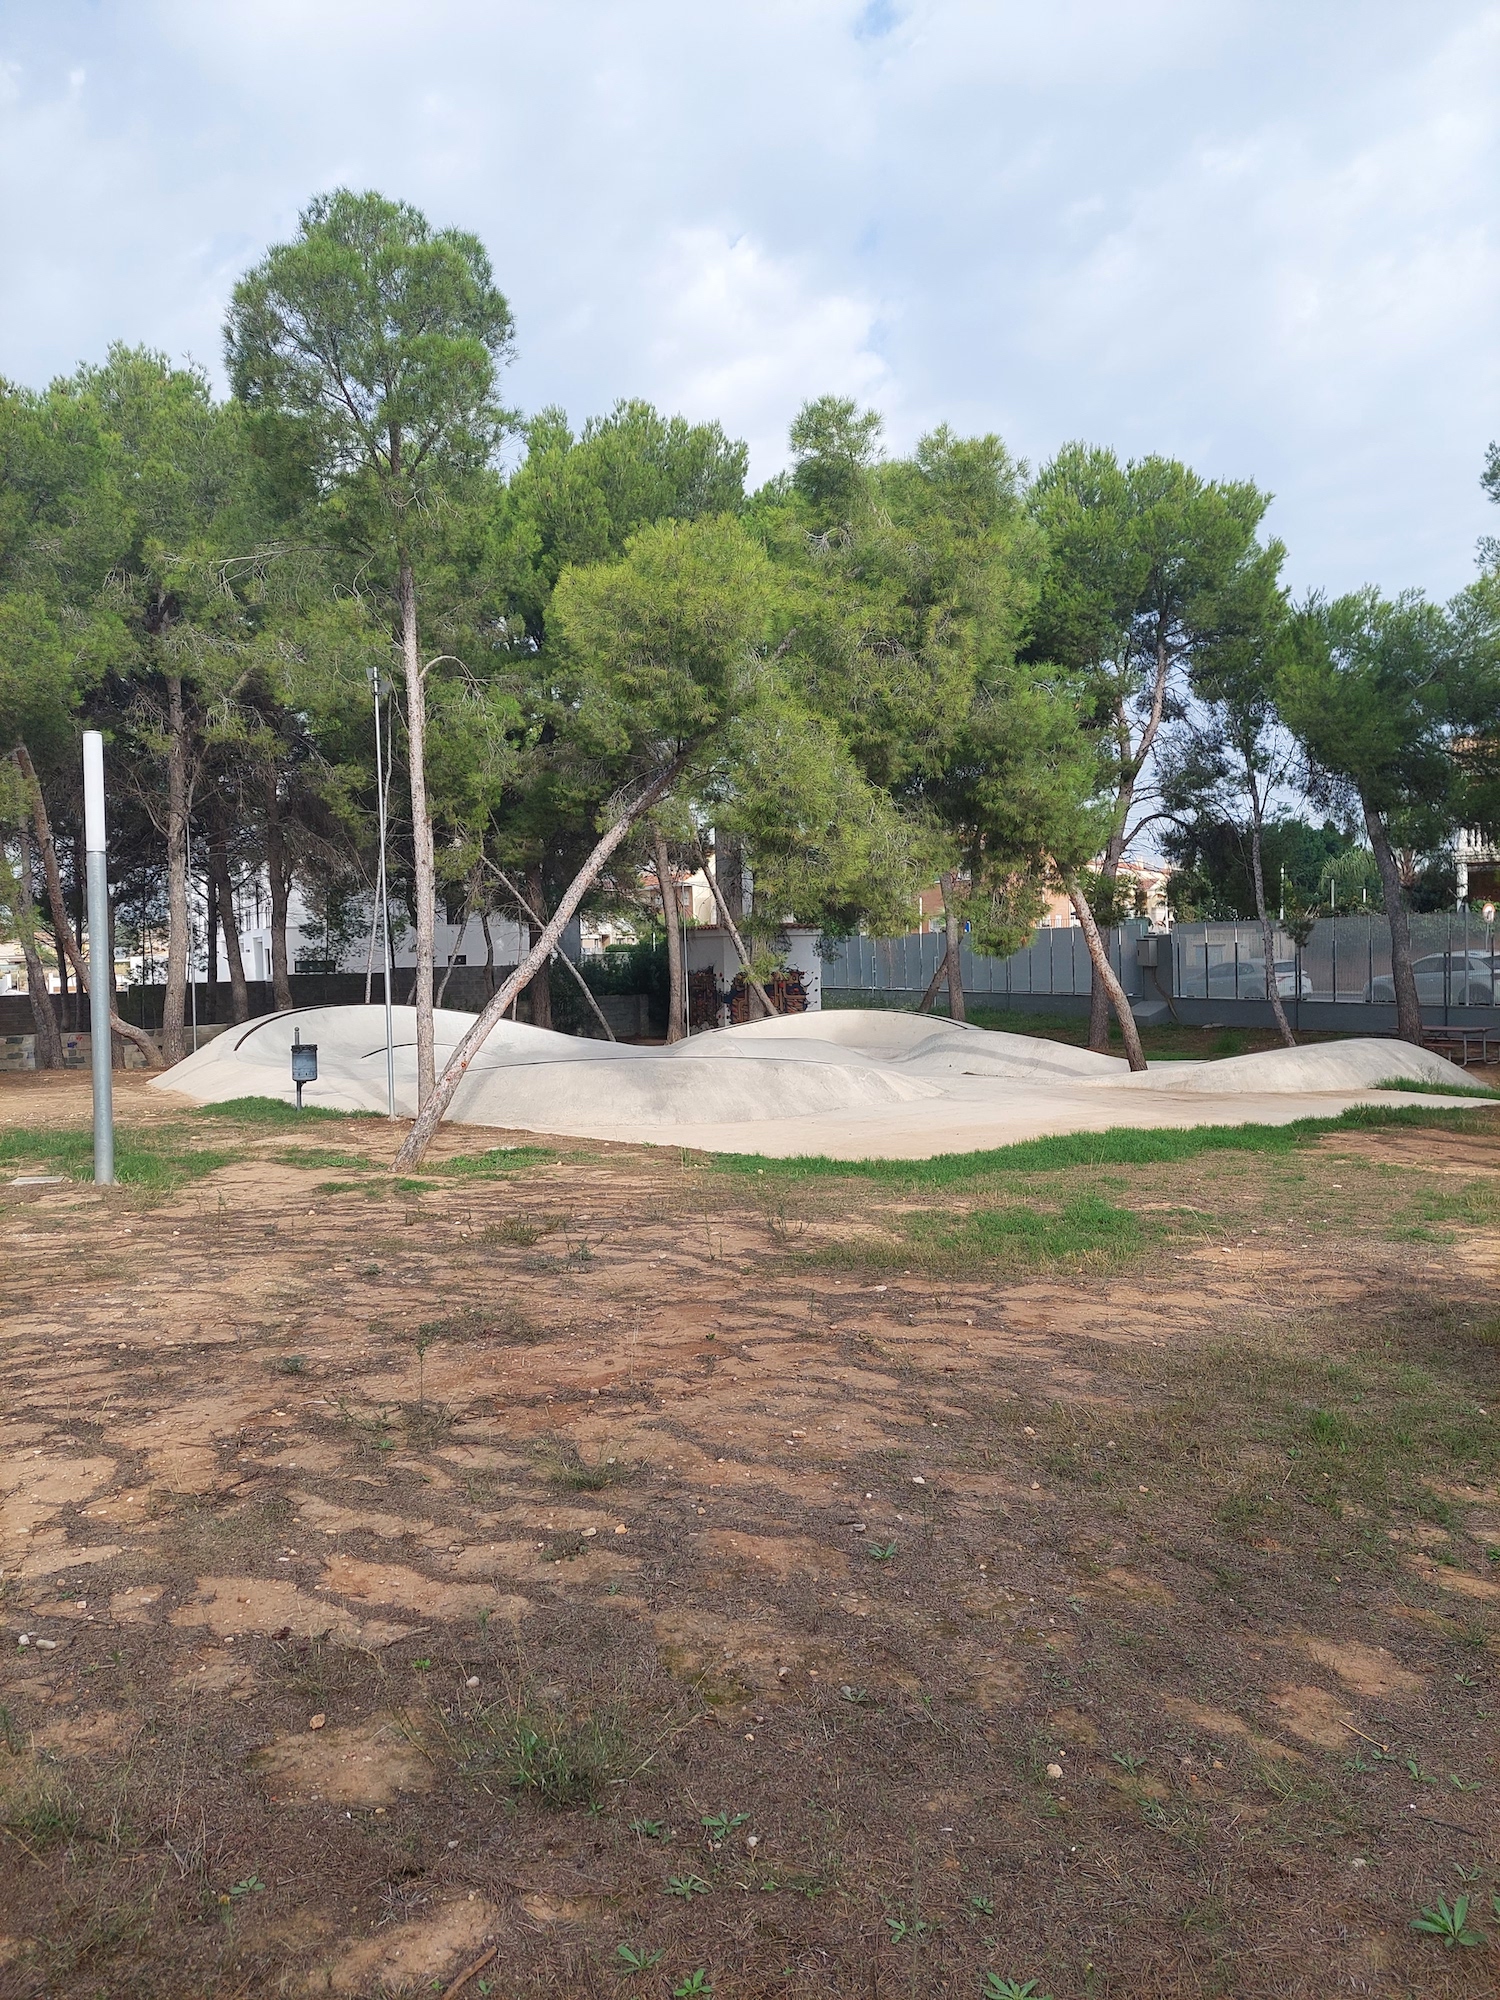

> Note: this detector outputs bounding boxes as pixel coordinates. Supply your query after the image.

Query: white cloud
[641,229,891,479]
[0,0,1496,593]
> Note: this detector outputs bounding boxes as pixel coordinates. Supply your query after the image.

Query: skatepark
[154,1005,1491,1158]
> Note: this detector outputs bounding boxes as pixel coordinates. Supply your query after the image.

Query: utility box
[1136,936,1160,969]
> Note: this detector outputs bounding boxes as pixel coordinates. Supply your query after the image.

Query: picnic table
[1420,1026,1500,1068]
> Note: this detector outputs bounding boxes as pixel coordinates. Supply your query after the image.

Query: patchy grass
[190,1095,376,1128]
[431,1685,637,1807]
[415,1303,548,1345]
[0,1121,238,1190]
[428,1146,556,1177]
[1374,1076,1500,1099]
[901,1191,1145,1273]
[537,1436,633,1491]
[712,1103,1500,1188]
[7,1070,1500,1998]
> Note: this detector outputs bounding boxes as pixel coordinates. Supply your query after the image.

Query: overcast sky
[2,1,1497,598]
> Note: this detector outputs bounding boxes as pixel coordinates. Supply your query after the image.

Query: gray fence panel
[823,922,1147,1001]
[1171,913,1500,1015]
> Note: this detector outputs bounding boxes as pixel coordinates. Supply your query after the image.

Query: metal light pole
[371,669,396,1117]
[82,731,114,1185]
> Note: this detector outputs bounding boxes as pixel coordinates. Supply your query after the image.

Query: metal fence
[823,922,1147,1001]
[825,911,1500,1023]
[1173,913,1500,1013]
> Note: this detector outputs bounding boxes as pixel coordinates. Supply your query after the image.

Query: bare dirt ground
[2,1070,1499,1999]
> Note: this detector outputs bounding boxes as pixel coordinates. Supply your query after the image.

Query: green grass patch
[899,1192,1145,1272]
[1373,1076,1500,1100]
[270,1148,377,1171]
[191,1095,377,1127]
[0,1123,238,1191]
[428,1146,556,1177]
[713,1104,1500,1189]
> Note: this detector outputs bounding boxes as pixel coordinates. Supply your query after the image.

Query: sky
[1,0,1498,599]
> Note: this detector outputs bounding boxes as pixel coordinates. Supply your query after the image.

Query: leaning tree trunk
[652,826,686,1043]
[14,745,161,1067]
[393,753,689,1170]
[701,843,778,1016]
[399,557,437,1107]
[1249,812,1296,1049]
[716,832,745,920]
[206,836,249,1023]
[940,872,966,1022]
[916,947,949,1014]
[481,908,496,999]
[13,823,64,1069]
[1067,875,1146,1071]
[1087,847,1126,1052]
[161,674,190,1064]
[265,798,294,1012]
[436,871,476,1008]
[492,865,616,1042]
[524,864,553,1031]
[1364,801,1422,1045]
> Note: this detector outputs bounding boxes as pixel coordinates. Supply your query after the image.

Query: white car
[1367,951,1498,1006]
[1204,955,1313,999]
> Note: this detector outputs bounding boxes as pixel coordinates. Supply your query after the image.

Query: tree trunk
[1087,872,1118,1051]
[940,872,966,1022]
[492,865,616,1042]
[73,866,86,1033]
[400,557,437,1107]
[206,837,250,1024]
[13,823,64,1069]
[481,908,496,999]
[1067,876,1146,1071]
[57,881,73,1029]
[1249,810,1296,1049]
[716,832,744,920]
[393,752,689,1169]
[652,826,686,1042]
[14,744,161,1066]
[436,876,471,1009]
[204,857,219,1025]
[524,864,553,1031]
[160,674,190,1063]
[107,892,122,1068]
[701,842,778,1016]
[1365,801,1422,1044]
[266,797,294,1011]
[916,947,948,1015]
[1088,636,1171,1055]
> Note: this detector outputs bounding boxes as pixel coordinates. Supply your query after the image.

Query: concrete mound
[1117,1037,1473,1096]
[153,1005,1492,1159]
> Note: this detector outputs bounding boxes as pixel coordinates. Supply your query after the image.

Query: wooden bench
[1420,1027,1500,1068]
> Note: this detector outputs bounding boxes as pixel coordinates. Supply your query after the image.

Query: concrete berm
[149,1007,1494,1160]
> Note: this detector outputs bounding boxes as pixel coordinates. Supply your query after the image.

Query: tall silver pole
[186,812,199,1053]
[83,731,114,1185]
[372,671,396,1117]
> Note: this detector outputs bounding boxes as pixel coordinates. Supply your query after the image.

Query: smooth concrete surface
[150,1006,1494,1160]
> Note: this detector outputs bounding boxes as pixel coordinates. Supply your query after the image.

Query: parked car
[1367,950,1498,1006]
[1204,955,1313,998]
